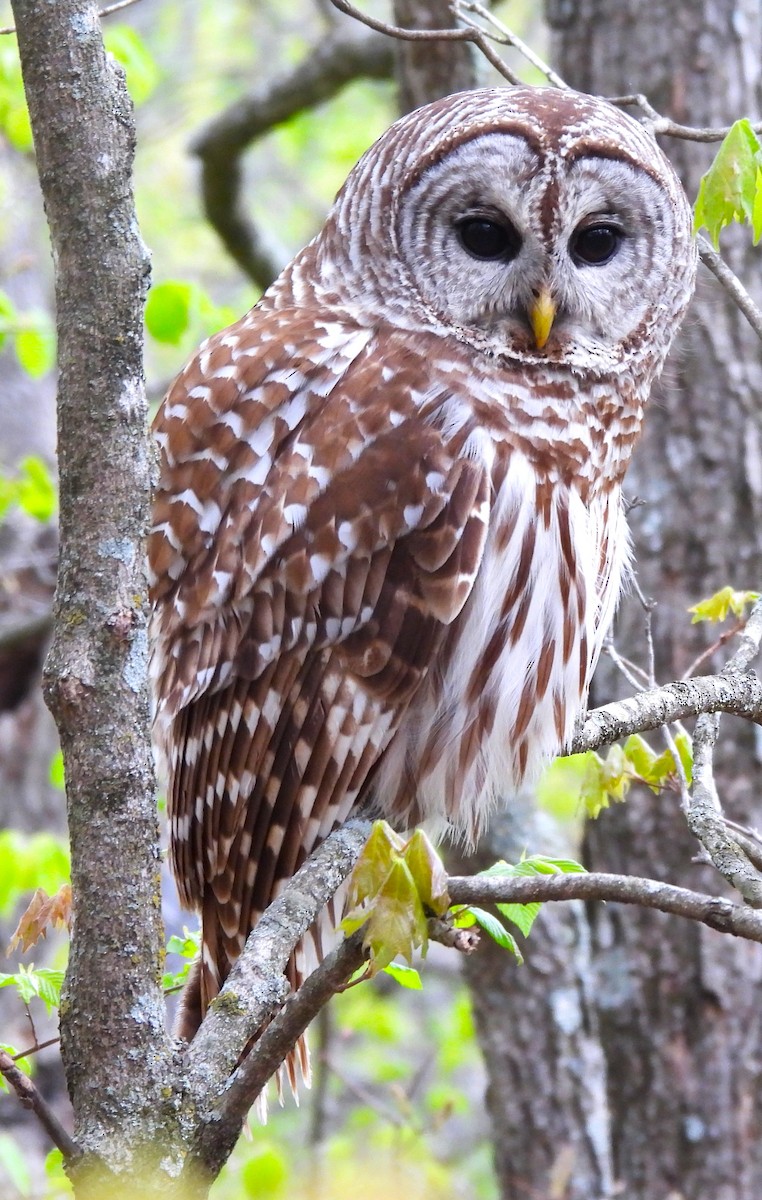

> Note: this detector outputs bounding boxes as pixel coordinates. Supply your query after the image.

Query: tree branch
[697,236,762,343]
[0,1048,80,1162]
[683,600,762,905]
[185,820,372,1115]
[572,671,762,754]
[190,28,395,289]
[447,873,762,942]
[188,932,367,1181]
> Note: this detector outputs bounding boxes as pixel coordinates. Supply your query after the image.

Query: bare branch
[573,671,762,754]
[698,236,762,342]
[328,0,524,83]
[455,2,568,88]
[329,0,481,41]
[0,1047,80,1161]
[190,28,395,289]
[0,0,141,34]
[447,873,762,942]
[608,93,762,141]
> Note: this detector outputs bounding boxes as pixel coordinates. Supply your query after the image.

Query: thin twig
[608,95,762,141]
[698,236,762,342]
[0,1048,80,1161]
[455,1,568,88]
[0,0,141,33]
[682,617,746,680]
[327,0,523,84]
[11,1036,60,1061]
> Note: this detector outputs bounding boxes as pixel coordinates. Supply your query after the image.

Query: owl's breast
[374,449,629,843]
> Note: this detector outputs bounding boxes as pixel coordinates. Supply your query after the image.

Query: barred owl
[149,87,696,1068]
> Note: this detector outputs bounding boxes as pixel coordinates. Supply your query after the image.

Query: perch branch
[185,819,372,1112]
[188,930,368,1180]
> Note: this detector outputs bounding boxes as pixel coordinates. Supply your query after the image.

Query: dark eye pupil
[571,224,621,266]
[457,218,520,262]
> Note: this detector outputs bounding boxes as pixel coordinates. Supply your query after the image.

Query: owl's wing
[149,307,491,1019]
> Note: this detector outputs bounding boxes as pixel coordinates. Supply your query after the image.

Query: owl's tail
[174,888,345,1110]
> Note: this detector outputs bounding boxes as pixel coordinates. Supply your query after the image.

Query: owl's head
[317,87,697,378]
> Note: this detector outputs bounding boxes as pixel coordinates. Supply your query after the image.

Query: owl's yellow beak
[528,287,556,349]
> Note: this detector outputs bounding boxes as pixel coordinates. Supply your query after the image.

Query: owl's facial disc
[395,127,691,372]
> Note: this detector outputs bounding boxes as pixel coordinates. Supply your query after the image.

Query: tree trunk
[11,0,180,1188]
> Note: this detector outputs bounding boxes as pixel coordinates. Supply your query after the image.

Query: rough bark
[550,2,762,1197]
[10,0,179,1187]
[453,801,615,1200]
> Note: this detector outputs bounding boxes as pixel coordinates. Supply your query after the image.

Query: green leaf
[0,831,70,917]
[49,751,65,791]
[693,118,762,245]
[623,733,657,780]
[104,26,160,106]
[402,829,449,916]
[44,1148,73,1196]
[145,281,194,345]
[366,858,428,969]
[383,961,423,989]
[0,289,17,351]
[467,907,523,962]
[537,752,592,819]
[345,820,405,912]
[1,1045,25,1095]
[166,929,200,959]
[240,1143,289,1198]
[163,927,199,990]
[0,965,65,1014]
[688,585,759,623]
[16,456,57,521]
[15,325,56,378]
[675,731,694,785]
[514,854,587,876]
[0,43,33,153]
[754,166,762,243]
[496,901,541,938]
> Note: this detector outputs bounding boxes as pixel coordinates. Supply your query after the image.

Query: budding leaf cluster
[688,585,760,624]
[342,823,449,975]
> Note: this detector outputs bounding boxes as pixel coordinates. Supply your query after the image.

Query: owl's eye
[456,217,521,262]
[570,223,622,266]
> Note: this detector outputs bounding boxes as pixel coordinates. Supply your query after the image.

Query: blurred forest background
[1,1,762,1199]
